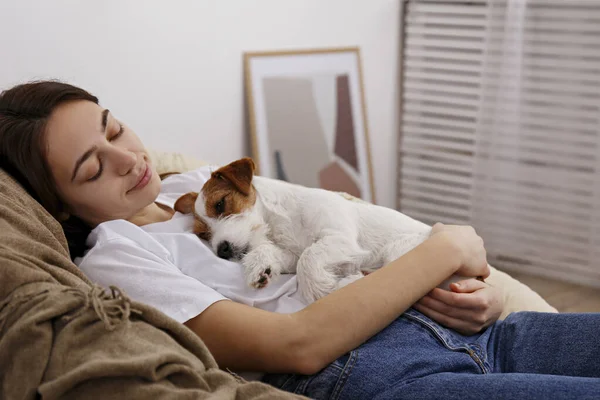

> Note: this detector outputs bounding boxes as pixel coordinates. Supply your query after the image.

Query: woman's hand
[413,278,504,335]
[429,223,490,279]
[416,223,500,334]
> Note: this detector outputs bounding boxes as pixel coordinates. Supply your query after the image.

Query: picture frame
[243,47,376,204]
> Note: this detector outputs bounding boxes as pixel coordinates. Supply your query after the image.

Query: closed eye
[87,123,124,182]
[110,123,124,141]
[88,159,103,182]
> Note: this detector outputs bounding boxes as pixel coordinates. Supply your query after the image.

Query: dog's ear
[212,157,256,196]
[193,217,212,241]
[174,192,198,214]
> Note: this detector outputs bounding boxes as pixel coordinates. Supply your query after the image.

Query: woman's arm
[185,224,489,375]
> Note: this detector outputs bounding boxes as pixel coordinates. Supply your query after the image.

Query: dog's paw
[247,267,273,289]
[242,249,280,289]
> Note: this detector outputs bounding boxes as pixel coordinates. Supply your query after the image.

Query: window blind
[398,0,600,287]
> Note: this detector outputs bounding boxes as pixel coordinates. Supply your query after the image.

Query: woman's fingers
[416,294,478,320]
[417,292,489,325]
[427,287,490,311]
[449,278,488,294]
[415,279,504,335]
[412,302,485,335]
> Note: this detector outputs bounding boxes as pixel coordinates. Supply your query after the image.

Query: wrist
[429,232,463,274]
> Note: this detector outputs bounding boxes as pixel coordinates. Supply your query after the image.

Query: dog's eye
[215,198,226,214]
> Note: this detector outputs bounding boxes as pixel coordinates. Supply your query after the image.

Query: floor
[509,272,600,313]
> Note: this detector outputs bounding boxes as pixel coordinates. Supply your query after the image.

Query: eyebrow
[101,109,110,132]
[70,109,110,182]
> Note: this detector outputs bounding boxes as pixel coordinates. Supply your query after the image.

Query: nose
[111,147,137,176]
[217,241,233,259]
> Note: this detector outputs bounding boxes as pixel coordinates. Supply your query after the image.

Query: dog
[174,157,467,303]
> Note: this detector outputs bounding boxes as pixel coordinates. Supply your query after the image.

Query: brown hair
[0,80,99,259]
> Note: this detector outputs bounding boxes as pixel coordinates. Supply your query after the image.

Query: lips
[128,163,151,193]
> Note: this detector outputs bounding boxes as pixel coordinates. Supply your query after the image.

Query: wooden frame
[243,47,377,204]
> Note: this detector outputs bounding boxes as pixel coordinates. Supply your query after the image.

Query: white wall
[0,0,402,208]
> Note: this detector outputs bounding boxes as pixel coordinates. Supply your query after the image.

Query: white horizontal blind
[398,0,600,287]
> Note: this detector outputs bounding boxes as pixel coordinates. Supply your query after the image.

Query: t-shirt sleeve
[78,237,228,323]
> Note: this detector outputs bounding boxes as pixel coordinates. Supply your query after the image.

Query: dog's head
[174,157,266,261]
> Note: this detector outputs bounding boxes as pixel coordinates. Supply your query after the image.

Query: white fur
[196,177,457,302]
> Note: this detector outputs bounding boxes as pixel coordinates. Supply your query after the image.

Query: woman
[1,80,599,399]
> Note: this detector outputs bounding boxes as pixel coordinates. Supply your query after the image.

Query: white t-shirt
[75,166,309,325]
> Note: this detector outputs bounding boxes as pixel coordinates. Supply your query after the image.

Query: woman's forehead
[47,100,102,137]
[45,101,103,178]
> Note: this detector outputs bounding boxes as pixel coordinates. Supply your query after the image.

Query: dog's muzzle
[216,241,249,261]
[217,241,233,259]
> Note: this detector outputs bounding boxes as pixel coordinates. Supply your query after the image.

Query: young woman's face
[45,100,161,226]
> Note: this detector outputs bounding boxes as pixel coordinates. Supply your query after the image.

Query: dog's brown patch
[174,192,212,241]
[193,218,212,241]
[174,192,198,214]
[202,158,257,218]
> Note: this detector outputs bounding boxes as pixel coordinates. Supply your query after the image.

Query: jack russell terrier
[174,157,467,303]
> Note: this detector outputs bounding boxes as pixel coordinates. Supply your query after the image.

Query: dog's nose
[217,241,233,259]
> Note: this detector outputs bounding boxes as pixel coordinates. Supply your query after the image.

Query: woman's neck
[127,202,174,226]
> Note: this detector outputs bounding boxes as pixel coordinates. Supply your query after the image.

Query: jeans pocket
[262,350,358,400]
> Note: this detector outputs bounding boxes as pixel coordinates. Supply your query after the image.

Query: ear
[212,157,256,196]
[193,217,212,241]
[174,192,198,214]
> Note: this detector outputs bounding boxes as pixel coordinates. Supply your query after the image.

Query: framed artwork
[244,47,376,204]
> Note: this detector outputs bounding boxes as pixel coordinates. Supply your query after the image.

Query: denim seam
[277,375,298,393]
[470,343,491,373]
[466,347,489,374]
[329,350,358,400]
[403,313,488,374]
[328,363,344,372]
[295,374,313,395]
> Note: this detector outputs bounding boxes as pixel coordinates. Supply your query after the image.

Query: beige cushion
[150,149,558,319]
[486,267,558,318]
[147,148,207,176]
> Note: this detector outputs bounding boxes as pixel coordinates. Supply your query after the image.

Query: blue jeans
[262,309,600,399]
